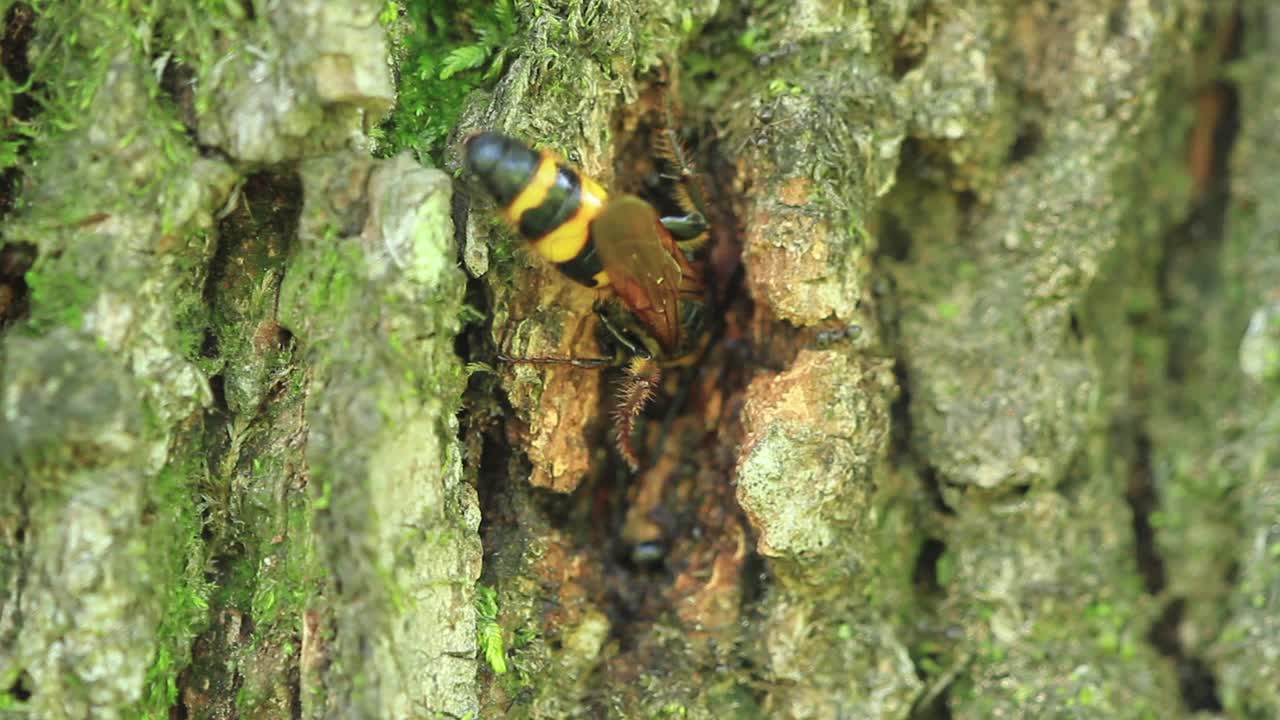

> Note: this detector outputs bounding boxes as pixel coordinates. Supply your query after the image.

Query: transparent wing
[592,195,683,353]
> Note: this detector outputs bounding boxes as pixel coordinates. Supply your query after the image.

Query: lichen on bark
[1,1,478,718]
[454,0,1266,718]
[0,27,233,718]
[278,149,480,719]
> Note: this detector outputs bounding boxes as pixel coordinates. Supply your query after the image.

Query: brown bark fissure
[2,1,1278,718]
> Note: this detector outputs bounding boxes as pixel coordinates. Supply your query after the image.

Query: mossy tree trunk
[0,2,476,718]
[1,1,1276,719]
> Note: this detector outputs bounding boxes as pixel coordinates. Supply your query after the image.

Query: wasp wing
[592,195,684,353]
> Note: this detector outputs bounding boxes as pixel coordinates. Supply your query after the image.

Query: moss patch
[376,0,519,163]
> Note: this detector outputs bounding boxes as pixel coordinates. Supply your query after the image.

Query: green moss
[0,50,31,177]
[934,300,960,320]
[307,241,362,317]
[376,0,519,164]
[12,1,238,217]
[934,548,955,587]
[171,234,218,364]
[0,662,28,710]
[23,262,95,332]
[475,584,508,675]
[657,701,689,717]
[137,458,214,718]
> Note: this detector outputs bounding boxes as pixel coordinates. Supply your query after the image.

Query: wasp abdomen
[465,132,610,287]
[517,164,580,238]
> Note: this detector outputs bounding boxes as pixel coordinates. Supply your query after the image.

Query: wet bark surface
[0,1,1277,719]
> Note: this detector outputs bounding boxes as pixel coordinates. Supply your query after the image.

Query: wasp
[464,129,711,469]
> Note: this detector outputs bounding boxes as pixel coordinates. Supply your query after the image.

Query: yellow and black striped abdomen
[465,132,611,288]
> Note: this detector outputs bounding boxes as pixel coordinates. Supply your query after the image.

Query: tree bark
[1,1,1276,719]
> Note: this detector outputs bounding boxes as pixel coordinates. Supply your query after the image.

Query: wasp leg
[494,352,614,369]
[595,308,653,360]
[659,211,709,242]
[612,358,661,470]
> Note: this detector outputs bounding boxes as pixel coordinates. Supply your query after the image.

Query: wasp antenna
[651,127,692,175]
[652,131,676,169]
[676,137,694,173]
[675,233,709,255]
[656,130,710,224]
[612,359,661,470]
[673,183,699,216]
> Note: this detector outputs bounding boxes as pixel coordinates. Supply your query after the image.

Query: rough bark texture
[0,0,1276,719]
[0,1,478,718]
